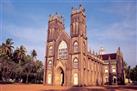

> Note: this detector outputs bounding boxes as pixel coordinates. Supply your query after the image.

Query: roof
[101,53,117,60]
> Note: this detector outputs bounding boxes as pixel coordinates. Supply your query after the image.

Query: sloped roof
[101,53,117,60]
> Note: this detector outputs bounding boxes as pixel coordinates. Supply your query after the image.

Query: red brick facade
[44,5,124,86]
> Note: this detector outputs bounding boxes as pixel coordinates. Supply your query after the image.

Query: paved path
[0,84,137,91]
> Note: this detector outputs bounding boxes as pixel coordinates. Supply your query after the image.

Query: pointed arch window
[72,23,75,35]
[49,46,53,56]
[47,60,52,69]
[75,22,78,34]
[83,42,86,53]
[73,58,78,68]
[47,73,52,84]
[58,40,68,59]
[73,73,78,85]
[74,41,78,52]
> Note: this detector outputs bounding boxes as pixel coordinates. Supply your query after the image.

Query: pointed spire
[89,48,91,53]
[71,4,85,15]
[118,47,120,51]
[99,47,105,55]
[117,47,121,55]
[93,50,95,55]
[108,56,111,60]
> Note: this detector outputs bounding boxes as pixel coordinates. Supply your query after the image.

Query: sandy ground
[0,84,137,91]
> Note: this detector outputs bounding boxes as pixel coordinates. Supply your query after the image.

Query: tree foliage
[0,38,43,84]
[125,63,137,83]
[130,65,137,82]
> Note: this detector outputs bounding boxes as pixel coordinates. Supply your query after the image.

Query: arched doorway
[47,73,52,84]
[55,67,64,86]
[113,76,117,84]
[73,73,78,85]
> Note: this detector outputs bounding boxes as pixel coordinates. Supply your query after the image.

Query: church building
[44,5,125,86]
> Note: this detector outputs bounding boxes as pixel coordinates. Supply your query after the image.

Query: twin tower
[44,5,104,86]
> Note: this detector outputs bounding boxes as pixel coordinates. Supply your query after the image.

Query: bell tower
[47,13,65,42]
[70,5,86,38]
[70,5,88,86]
[45,13,65,85]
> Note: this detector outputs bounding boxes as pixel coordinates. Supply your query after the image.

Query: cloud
[5,24,47,43]
[100,1,136,17]
[92,21,136,41]
[1,1,49,62]
[87,2,137,67]
[1,24,47,62]
[88,1,136,41]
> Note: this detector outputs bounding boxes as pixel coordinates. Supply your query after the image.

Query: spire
[48,13,64,24]
[117,47,120,55]
[117,47,123,56]
[118,47,120,51]
[92,50,95,55]
[99,47,105,55]
[71,4,85,15]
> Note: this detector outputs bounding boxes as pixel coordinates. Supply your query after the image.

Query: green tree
[0,38,14,82]
[31,49,37,61]
[15,45,26,65]
[130,65,137,82]
[126,66,131,83]
[2,38,14,57]
[0,38,44,84]
[24,61,34,83]
[35,60,43,83]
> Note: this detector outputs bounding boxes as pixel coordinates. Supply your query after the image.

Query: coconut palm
[31,49,37,61]
[2,38,14,57]
[15,45,26,65]
[24,61,34,83]
[0,38,44,83]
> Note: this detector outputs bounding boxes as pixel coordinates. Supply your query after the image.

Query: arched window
[83,42,86,53]
[83,58,86,69]
[47,60,52,69]
[73,58,78,68]
[73,23,75,35]
[75,22,78,34]
[73,73,78,85]
[47,73,52,84]
[49,46,53,56]
[58,40,68,59]
[74,41,78,52]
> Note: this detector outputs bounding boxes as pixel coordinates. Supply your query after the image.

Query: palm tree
[15,45,26,65]
[31,49,37,61]
[126,66,131,83]
[24,61,34,83]
[0,39,14,82]
[35,60,43,83]
[2,38,14,57]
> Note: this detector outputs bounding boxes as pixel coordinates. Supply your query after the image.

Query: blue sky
[0,0,136,67]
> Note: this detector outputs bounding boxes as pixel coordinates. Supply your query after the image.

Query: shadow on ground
[40,85,137,91]
[41,87,107,91]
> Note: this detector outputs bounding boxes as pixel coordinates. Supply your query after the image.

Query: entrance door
[73,73,78,85]
[55,67,64,86]
[47,73,52,84]
[113,76,117,84]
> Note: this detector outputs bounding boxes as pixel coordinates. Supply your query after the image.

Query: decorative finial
[93,50,95,55]
[79,4,82,7]
[72,7,73,10]
[83,8,85,12]
[49,14,51,17]
[118,47,120,51]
